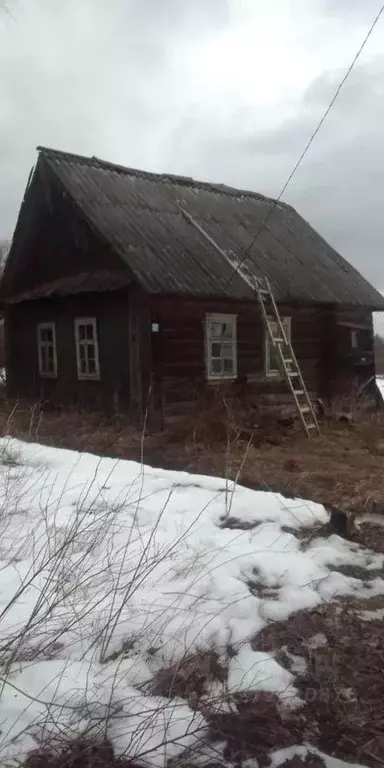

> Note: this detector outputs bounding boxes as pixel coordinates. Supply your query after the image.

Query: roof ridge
[36,145,285,206]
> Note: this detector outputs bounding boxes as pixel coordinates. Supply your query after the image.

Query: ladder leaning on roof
[254,276,320,437]
[175,204,319,437]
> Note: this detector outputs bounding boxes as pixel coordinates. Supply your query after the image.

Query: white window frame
[205,313,237,380]
[74,317,100,380]
[37,322,57,378]
[265,316,291,377]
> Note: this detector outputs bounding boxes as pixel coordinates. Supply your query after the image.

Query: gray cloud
[320,0,383,20]
[1,0,384,326]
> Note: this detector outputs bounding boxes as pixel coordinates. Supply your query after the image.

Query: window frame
[37,321,57,378]
[74,317,100,380]
[350,329,359,349]
[265,316,291,377]
[205,313,237,381]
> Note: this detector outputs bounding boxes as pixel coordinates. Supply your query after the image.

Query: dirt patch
[208,691,304,767]
[252,600,384,767]
[25,740,135,768]
[246,566,282,600]
[219,516,264,531]
[327,562,383,581]
[149,651,227,704]
[279,756,325,768]
[353,521,384,554]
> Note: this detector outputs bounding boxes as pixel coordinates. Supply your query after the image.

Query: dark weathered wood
[154,296,325,422]
[1,166,124,300]
[324,307,375,398]
[6,290,131,414]
[3,155,379,424]
[128,285,154,426]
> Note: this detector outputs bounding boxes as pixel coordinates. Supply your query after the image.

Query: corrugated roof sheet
[7,271,131,304]
[36,146,384,308]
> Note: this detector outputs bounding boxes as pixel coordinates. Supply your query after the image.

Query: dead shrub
[24,740,134,768]
[280,755,325,768]
[326,385,383,425]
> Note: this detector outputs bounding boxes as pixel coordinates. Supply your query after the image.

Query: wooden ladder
[255,277,320,437]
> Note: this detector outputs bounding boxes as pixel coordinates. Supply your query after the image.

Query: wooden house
[1,146,383,426]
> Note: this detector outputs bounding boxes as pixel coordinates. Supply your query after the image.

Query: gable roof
[8,146,384,308]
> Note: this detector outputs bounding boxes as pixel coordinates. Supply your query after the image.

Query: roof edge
[36,145,288,207]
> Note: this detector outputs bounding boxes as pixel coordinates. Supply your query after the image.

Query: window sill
[39,373,58,379]
[77,374,101,381]
[265,370,283,379]
[207,376,237,384]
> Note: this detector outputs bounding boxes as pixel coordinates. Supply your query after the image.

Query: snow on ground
[270,745,369,768]
[0,437,383,765]
[377,375,384,401]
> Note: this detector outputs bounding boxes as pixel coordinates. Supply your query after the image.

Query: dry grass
[1,398,384,514]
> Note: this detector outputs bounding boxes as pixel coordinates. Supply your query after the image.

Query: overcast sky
[1,0,384,329]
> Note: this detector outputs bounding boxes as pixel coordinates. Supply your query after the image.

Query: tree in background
[374,334,384,375]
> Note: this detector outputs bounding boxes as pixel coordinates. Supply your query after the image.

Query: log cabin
[1,146,383,427]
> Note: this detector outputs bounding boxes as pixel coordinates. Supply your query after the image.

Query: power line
[225,2,384,290]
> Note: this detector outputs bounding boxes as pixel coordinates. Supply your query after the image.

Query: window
[74,318,100,379]
[37,322,57,377]
[265,317,291,376]
[351,329,359,349]
[205,313,237,379]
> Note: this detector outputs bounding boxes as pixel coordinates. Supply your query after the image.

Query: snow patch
[0,438,381,764]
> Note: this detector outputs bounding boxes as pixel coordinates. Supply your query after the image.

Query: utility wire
[224,2,384,290]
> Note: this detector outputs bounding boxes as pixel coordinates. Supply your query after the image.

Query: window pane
[210,322,222,338]
[79,358,87,374]
[85,324,95,341]
[211,358,222,374]
[223,357,234,373]
[222,342,233,358]
[88,358,96,374]
[78,325,86,341]
[41,328,53,343]
[79,345,86,362]
[268,321,278,338]
[211,342,222,357]
[222,322,233,338]
[269,346,280,372]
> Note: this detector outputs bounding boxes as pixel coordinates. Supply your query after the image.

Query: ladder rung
[256,275,320,438]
